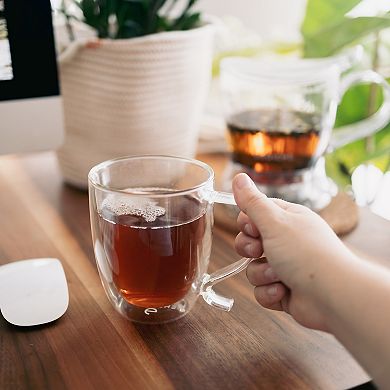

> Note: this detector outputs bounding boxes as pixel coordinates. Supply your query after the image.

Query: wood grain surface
[1,152,389,390]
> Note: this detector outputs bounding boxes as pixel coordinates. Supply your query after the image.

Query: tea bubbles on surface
[101,194,166,223]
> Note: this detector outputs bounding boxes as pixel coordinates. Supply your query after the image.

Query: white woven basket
[57,24,214,188]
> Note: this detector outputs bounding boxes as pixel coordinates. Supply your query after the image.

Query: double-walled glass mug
[88,155,252,324]
[220,55,390,209]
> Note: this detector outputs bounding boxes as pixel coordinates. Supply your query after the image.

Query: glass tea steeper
[89,155,252,324]
[220,54,390,209]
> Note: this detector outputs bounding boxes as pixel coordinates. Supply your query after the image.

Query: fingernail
[264,267,277,281]
[267,286,278,296]
[244,224,255,236]
[244,242,256,257]
[235,174,254,189]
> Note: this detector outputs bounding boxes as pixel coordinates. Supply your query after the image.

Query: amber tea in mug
[98,194,206,308]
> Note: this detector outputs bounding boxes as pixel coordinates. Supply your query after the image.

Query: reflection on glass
[0,0,13,81]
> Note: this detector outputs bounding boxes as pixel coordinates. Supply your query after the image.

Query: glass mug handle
[328,70,390,150]
[200,191,256,312]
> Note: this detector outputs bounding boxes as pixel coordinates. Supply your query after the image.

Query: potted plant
[56,0,214,188]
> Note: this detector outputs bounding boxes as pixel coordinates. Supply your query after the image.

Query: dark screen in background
[0,0,59,101]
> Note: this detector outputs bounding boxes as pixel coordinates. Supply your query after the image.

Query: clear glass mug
[88,155,252,324]
[220,56,390,209]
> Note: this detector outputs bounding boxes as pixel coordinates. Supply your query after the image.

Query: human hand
[233,173,355,332]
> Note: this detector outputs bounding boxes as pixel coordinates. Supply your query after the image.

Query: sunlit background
[51,0,390,219]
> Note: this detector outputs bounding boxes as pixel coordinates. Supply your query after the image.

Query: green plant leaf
[117,19,143,38]
[302,0,362,37]
[303,16,390,58]
[335,83,383,127]
[173,12,200,31]
[326,125,390,184]
[325,129,390,187]
[169,0,199,31]
[146,0,166,33]
[64,0,200,38]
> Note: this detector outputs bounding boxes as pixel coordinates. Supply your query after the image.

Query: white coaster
[0,258,69,326]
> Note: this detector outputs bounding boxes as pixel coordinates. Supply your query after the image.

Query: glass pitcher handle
[329,70,390,150]
[200,191,257,311]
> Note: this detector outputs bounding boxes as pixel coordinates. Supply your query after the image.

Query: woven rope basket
[57,24,214,188]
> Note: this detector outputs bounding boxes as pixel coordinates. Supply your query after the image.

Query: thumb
[232,173,284,233]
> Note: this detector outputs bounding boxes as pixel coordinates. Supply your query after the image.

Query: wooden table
[1,152,389,390]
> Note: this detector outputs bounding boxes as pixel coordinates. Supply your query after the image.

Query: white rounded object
[0,258,69,326]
